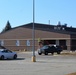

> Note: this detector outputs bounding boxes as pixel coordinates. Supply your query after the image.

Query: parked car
[38,45,62,55]
[0,49,17,60]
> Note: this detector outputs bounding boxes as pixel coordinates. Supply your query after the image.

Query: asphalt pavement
[0,51,76,75]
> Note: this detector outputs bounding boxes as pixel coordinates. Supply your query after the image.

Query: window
[62,27,65,30]
[54,26,61,30]
[26,40,30,46]
[16,40,20,46]
[54,27,57,30]
[58,27,61,30]
[0,40,4,46]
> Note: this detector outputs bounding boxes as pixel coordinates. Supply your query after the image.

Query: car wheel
[44,52,48,55]
[13,54,17,59]
[1,55,4,60]
[38,53,42,55]
[38,52,42,55]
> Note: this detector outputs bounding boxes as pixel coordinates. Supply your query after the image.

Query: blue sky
[0,0,76,32]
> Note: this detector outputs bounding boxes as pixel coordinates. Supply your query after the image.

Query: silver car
[0,49,17,60]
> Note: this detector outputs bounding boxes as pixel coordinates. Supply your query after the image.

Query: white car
[0,49,17,60]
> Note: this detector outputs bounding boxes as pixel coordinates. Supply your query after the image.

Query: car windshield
[41,45,49,49]
[0,49,12,53]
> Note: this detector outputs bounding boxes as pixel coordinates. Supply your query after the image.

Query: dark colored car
[38,45,62,55]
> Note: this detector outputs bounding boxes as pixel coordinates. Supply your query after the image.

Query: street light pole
[32,0,36,62]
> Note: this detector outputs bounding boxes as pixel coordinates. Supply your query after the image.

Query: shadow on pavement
[0,58,25,61]
[16,58,25,60]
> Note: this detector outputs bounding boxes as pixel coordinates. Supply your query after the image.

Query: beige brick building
[0,23,76,51]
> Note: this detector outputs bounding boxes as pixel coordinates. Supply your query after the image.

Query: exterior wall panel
[0,24,73,51]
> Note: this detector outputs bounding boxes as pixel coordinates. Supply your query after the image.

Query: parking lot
[0,51,76,75]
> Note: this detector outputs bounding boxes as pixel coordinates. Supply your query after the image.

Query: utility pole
[32,0,36,62]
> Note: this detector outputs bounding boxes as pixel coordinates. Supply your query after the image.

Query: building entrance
[39,40,67,50]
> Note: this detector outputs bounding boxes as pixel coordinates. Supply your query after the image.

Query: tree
[1,21,12,33]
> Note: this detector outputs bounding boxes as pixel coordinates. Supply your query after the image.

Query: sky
[0,0,76,32]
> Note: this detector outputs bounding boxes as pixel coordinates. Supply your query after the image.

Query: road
[0,51,76,75]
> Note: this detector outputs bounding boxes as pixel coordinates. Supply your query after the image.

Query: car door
[49,46,56,52]
[7,50,13,59]
[4,50,13,59]
[1,50,9,59]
